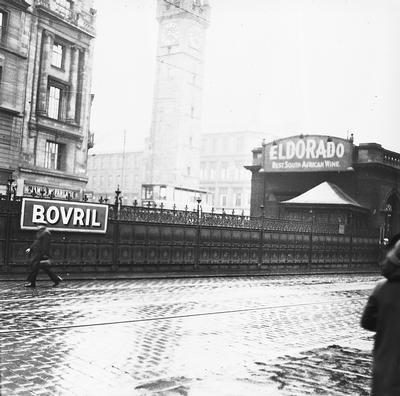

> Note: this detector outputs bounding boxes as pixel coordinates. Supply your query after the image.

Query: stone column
[37,30,54,116]
[67,45,79,123]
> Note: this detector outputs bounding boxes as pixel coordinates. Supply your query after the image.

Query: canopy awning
[281,181,365,209]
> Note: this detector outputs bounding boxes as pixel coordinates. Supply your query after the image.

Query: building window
[221,163,228,180]
[45,141,64,170]
[220,194,227,208]
[51,43,64,68]
[0,11,8,42]
[235,192,242,207]
[48,85,61,119]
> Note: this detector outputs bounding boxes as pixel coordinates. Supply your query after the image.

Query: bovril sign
[20,198,109,233]
[264,135,353,172]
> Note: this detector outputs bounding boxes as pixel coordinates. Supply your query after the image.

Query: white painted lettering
[326,142,335,158]
[295,140,306,158]
[73,208,85,226]
[32,205,45,224]
[46,206,60,224]
[85,209,91,226]
[286,141,296,160]
[270,145,278,160]
[315,140,327,158]
[60,207,73,224]
[278,143,286,160]
[92,209,101,227]
[336,143,345,158]
[306,139,316,159]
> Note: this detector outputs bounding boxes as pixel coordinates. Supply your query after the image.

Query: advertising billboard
[20,198,109,233]
[264,135,353,172]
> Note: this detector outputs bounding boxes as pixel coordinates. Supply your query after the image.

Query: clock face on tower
[161,22,179,46]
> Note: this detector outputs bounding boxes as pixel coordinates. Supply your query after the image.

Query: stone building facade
[145,0,210,190]
[86,151,145,205]
[0,0,96,199]
[199,131,267,214]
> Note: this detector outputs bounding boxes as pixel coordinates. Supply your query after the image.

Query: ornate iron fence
[0,197,381,275]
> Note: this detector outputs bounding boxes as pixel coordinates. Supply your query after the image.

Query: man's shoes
[24,282,36,288]
[53,276,63,287]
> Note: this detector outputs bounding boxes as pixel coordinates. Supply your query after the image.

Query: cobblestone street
[0,274,379,395]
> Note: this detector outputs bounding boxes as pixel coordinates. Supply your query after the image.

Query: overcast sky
[91,0,400,154]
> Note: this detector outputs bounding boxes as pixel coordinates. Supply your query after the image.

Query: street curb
[0,270,380,281]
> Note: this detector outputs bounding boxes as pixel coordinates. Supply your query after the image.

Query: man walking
[361,233,400,396]
[24,223,62,288]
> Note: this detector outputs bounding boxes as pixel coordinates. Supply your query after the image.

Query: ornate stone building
[0,0,96,199]
[146,0,210,190]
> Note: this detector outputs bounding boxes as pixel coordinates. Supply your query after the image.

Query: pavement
[0,274,379,395]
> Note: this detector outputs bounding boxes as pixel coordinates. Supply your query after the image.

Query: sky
[91,0,400,154]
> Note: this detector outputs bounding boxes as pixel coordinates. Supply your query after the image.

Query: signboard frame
[263,135,354,173]
[20,198,109,234]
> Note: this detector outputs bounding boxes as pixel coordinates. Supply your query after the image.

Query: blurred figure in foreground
[361,233,400,396]
[24,223,62,288]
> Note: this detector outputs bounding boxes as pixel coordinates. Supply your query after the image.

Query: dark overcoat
[361,242,400,396]
[29,228,51,262]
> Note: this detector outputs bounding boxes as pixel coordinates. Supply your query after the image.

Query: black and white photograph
[1,0,400,394]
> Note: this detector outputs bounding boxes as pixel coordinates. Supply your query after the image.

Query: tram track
[0,295,366,335]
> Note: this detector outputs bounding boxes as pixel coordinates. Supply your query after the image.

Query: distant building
[86,151,145,205]
[0,0,96,199]
[87,130,270,213]
[200,131,269,214]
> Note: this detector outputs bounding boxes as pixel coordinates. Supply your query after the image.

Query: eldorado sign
[20,198,109,233]
[264,135,353,172]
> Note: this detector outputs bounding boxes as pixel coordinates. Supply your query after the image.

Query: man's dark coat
[361,242,400,396]
[29,227,51,262]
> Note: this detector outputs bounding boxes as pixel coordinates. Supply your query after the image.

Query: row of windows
[214,192,251,208]
[89,174,141,190]
[200,164,249,181]
[88,156,143,170]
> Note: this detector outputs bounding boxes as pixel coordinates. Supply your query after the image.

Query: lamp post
[384,203,392,240]
[115,185,121,219]
[6,178,15,201]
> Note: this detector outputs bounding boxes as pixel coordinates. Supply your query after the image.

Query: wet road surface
[0,274,378,395]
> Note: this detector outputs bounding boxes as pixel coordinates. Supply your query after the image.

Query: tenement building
[246,134,400,238]
[0,0,96,199]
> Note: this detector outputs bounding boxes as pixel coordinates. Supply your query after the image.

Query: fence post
[258,205,264,269]
[195,198,202,269]
[349,213,353,267]
[308,210,314,269]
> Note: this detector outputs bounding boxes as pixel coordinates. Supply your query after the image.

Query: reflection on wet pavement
[0,274,377,395]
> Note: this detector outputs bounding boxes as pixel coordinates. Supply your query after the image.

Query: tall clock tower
[146,0,211,189]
